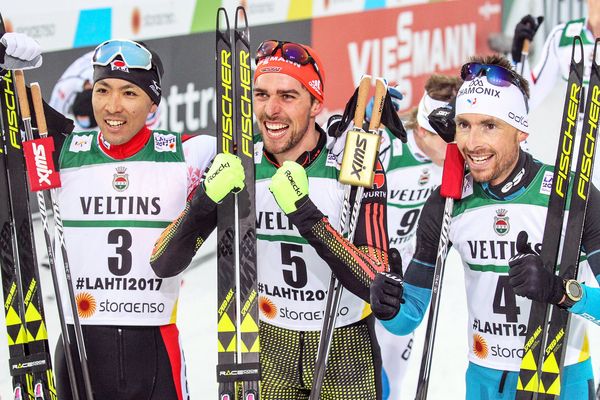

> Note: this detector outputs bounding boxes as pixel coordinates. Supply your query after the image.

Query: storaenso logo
[284,170,303,196]
[99,299,165,314]
[578,85,600,200]
[2,71,21,150]
[351,135,368,179]
[556,82,581,198]
[220,49,234,153]
[239,49,253,158]
[508,112,528,128]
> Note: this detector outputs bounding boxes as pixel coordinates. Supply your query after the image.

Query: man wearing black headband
[371,54,600,399]
[44,39,244,400]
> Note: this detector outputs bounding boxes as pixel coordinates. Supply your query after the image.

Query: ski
[536,38,600,400]
[215,8,239,399]
[215,7,259,399]
[516,36,584,399]
[0,14,57,400]
[414,143,465,400]
[0,60,32,400]
[233,7,260,400]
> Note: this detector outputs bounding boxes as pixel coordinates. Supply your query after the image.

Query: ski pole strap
[216,362,261,382]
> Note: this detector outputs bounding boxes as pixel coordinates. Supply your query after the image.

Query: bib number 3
[108,229,133,276]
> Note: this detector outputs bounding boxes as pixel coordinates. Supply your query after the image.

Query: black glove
[370,248,404,320]
[428,98,456,143]
[508,231,564,304]
[512,15,544,63]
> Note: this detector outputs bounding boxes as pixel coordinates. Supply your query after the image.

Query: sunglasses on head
[92,39,153,70]
[255,40,324,90]
[460,62,529,111]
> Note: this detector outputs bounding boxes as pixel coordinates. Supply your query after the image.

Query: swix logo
[23,137,61,191]
[351,135,368,179]
[32,142,53,185]
[111,59,129,72]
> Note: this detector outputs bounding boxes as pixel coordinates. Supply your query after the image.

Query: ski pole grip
[368,78,386,131]
[30,83,47,137]
[522,39,530,56]
[354,75,371,128]
[14,70,31,119]
[440,143,465,200]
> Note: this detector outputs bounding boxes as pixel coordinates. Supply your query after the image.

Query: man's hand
[203,153,245,204]
[370,248,404,321]
[1,32,43,70]
[508,231,564,305]
[269,161,309,214]
[511,15,544,63]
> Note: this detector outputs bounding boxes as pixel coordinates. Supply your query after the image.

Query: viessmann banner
[313,0,502,116]
[23,0,501,135]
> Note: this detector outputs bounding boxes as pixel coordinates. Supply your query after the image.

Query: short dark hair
[467,54,530,98]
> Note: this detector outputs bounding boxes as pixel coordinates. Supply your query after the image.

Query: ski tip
[571,36,584,64]
[216,7,231,33]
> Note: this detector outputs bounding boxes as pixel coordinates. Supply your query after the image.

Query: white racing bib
[450,168,592,371]
[255,143,370,331]
[57,131,192,326]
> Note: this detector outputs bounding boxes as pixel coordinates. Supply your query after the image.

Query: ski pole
[310,76,386,399]
[15,71,95,400]
[414,143,465,400]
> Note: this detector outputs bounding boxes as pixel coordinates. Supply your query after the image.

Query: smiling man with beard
[151,39,390,399]
[370,54,600,399]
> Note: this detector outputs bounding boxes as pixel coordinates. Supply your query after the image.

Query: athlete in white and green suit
[371,54,600,399]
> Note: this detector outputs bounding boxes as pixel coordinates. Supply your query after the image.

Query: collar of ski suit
[263,123,326,168]
[98,126,152,160]
[481,150,541,200]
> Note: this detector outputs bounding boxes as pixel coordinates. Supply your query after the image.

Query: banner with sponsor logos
[2,0,443,51]
[313,0,502,116]
[23,0,500,135]
[25,21,313,136]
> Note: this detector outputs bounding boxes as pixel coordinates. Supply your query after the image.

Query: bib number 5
[281,243,307,288]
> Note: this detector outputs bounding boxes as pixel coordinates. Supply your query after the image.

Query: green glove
[203,152,245,204]
[269,161,309,214]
